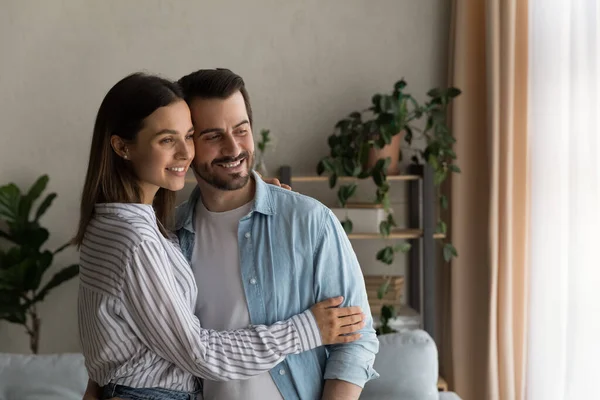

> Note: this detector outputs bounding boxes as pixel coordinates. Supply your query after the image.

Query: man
[174,68,379,400]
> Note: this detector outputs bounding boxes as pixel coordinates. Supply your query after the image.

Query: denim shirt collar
[174,171,276,234]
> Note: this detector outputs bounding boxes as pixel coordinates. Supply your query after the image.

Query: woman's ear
[110,136,129,160]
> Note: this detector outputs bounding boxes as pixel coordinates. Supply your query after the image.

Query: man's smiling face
[189,91,255,191]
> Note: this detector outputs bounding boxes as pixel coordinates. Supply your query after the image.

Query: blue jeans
[101,383,201,400]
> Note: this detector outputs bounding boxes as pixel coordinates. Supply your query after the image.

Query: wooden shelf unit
[348,230,446,240]
[278,164,441,346]
[287,174,421,183]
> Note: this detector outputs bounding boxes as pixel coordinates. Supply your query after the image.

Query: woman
[75,73,365,400]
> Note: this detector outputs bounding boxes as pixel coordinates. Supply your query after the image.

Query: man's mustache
[212,151,250,165]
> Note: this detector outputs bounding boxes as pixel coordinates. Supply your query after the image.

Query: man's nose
[221,133,241,157]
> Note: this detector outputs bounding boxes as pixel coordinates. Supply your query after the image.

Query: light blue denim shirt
[174,173,379,399]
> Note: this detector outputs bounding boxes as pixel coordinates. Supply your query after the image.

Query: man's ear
[110,135,129,160]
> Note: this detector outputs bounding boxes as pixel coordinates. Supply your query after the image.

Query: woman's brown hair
[74,73,184,246]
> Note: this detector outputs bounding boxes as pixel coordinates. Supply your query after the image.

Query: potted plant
[317,79,461,331]
[254,129,272,177]
[0,175,79,353]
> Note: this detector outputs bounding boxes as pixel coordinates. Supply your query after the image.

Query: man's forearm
[321,379,362,400]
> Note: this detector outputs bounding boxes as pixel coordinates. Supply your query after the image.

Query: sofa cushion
[439,392,462,400]
[0,353,87,400]
[361,330,439,400]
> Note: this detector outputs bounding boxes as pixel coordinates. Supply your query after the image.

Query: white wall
[0,0,450,353]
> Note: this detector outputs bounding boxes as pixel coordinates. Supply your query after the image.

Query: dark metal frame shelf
[278,164,439,343]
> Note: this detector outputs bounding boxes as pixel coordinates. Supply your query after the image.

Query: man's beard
[192,151,254,191]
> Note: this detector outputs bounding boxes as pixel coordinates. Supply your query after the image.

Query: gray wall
[0,0,450,353]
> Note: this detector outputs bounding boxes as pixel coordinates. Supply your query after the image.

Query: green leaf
[381,157,391,173]
[32,264,79,304]
[359,143,370,168]
[394,80,407,91]
[434,170,447,186]
[53,242,72,255]
[0,229,14,243]
[342,159,355,176]
[387,213,397,227]
[34,193,56,222]
[379,221,391,237]
[316,160,325,176]
[328,174,337,189]
[0,258,33,291]
[404,125,413,145]
[427,88,442,98]
[0,184,21,222]
[322,158,335,173]
[380,129,392,145]
[393,242,412,253]
[346,183,357,198]
[376,246,395,265]
[0,300,27,325]
[341,218,353,234]
[25,175,49,203]
[383,196,391,211]
[27,227,50,250]
[447,87,462,98]
[338,184,356,208]
[436,220,447,235]
[440,194,448,210]
[377,280,390,299]
[381,304,395,320]
[23,250,53,292]
[335,119,350,131]
[449,164,461,173]
[443,243,458,262]
[381,96,392,113]
[371,94,382,113]
[327,135,338,149]
[372,170,385,187]
[349,111,361,120]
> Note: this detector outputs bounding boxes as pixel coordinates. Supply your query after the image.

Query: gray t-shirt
[192,199,284,400]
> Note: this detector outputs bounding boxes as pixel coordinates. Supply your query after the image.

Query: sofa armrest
[360,329,440,400]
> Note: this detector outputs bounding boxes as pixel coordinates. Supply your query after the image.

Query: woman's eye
[206,135,219,141]
[160,137,174,144]
[185,134,194,140]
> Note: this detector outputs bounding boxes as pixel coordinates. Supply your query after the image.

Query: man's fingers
[315,296,344,309]
[334,306,362,316]
[281,184,292,191]
[337,320,366,335]
[333,333,362,344]
[338,313,365,326]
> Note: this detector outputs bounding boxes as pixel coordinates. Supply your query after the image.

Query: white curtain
[528,1,600,399]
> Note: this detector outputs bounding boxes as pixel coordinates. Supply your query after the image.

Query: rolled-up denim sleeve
[313,209,380,388]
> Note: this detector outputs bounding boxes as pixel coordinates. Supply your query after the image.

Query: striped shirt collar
[95,203,156,223]
[174,171,276,234]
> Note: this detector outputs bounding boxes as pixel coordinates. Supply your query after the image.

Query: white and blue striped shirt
[78,203,321,391]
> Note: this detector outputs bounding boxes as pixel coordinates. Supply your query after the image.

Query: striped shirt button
[245,232,251,239]
[279,369,286,375]
[250,278,257,285]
